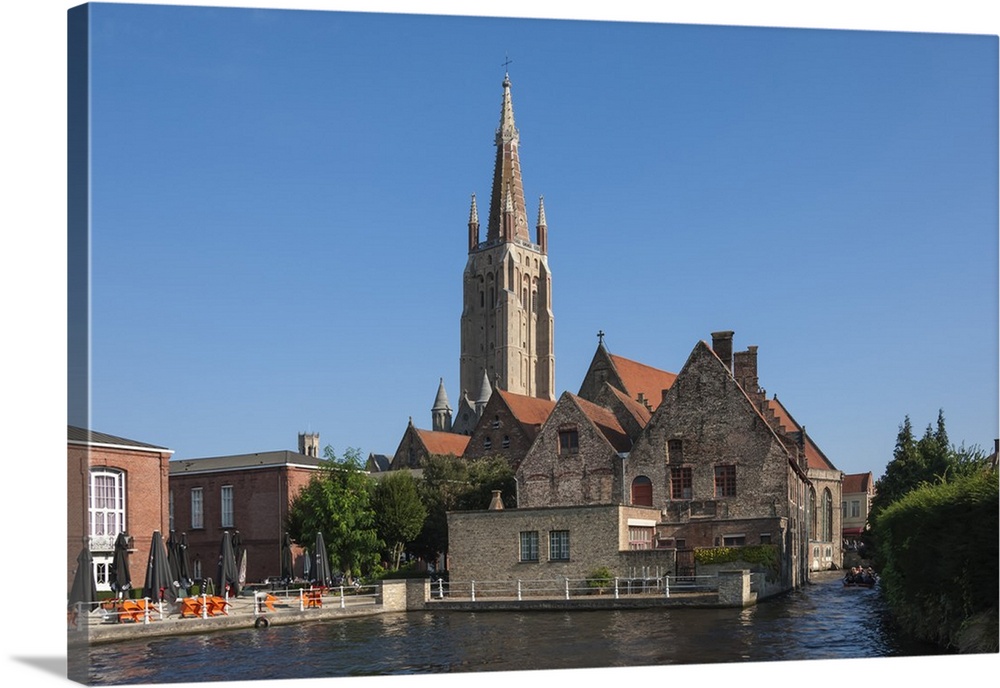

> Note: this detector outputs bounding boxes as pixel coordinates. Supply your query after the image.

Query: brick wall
[447,504,664,584]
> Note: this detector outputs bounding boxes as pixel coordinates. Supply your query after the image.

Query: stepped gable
[766,396,837,471]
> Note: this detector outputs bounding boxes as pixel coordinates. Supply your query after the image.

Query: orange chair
[304,589,323,608]
[179,597,202,618]
[206,596,229,616]
[259,594,277,613]
[119,599,150,623]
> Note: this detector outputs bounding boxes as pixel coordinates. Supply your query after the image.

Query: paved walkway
[74,591,385,646]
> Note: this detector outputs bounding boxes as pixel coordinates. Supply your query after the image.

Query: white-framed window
[549,530,570,561]
[519,531,539,562]
[628,526,653,550]
[851,500,861,518]
[89,468,125,538]
[191,488,204,529]
[221,485,234,528]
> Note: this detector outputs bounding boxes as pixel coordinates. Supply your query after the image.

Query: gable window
[670,466,692,499]
[558,428,579,455]
[549,530,570,561]
[191,488,204,530]
[221,485,234,528]
[631,476,653,506]
[519,531,539,562]
[714,464,736,497]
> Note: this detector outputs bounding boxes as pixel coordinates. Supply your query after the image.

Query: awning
[842,527,865,536]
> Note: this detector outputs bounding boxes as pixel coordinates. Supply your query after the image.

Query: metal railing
[430,574,720,601]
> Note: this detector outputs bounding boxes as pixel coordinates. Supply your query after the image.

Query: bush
[694,544,779,572]
[586,566,613,590]
[874,470,998,651]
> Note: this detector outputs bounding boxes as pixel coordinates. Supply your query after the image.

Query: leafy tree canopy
[371,470,427,570]
[286,446,382,580]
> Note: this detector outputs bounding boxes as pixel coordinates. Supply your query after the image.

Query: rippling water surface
[87,573,948,685]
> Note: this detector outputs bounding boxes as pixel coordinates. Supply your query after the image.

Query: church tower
[460,72,555,401]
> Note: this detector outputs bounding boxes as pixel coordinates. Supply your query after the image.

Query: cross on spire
[502,53,513,76]
[597,330,605,346]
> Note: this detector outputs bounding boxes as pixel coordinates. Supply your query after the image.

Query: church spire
[486,73,529,245]
[468,193,480,251]
[536,195,547,255]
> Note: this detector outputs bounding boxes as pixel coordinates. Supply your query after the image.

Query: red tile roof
[842,472,873,494]
[573,394,632,453]
[415,429,470,457]
[605,384,653,428]
[497,389,557,429]
[608,354,677,411]
[766,398,837,471]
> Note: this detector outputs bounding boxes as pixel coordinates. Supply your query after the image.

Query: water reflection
[88,573,949,685]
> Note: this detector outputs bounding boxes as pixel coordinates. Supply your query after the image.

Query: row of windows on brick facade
[519,530,570,562]
[165,486,236,531]
[626,465,738,505]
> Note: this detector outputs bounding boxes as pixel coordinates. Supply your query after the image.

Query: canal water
[86,573,951,685]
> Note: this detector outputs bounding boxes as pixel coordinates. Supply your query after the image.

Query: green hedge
[693,544,779,572]
[874,470,998,652]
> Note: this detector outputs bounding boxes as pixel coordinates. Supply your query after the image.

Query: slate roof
[169,450,324,474]
[367,454,393,472]
[67,425,171,451]
[607,353,677,411]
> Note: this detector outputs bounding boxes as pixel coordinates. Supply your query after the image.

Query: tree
[372,470,427,570]
[286,446,382,580]
[409,454,516,566]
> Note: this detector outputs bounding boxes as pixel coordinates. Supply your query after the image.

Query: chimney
[711,331,734,371]
[488,490,504,510]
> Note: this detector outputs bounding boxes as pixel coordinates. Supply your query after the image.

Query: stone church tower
[460,72,555,401]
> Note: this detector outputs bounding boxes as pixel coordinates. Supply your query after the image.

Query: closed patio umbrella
[166,531,187,598]
[68,545,98,621]
[109,532,132,598]
[311,531,333,589]
[217,531,240,598]
[144,530,176,604]
[233,530,247,590]
[179,532,192,591]
[280,533,294,585]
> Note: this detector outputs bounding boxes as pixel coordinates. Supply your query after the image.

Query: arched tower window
[809,488,818,540]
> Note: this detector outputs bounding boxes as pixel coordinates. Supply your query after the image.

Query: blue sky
[76,3,998,478]
[3,1,998,685]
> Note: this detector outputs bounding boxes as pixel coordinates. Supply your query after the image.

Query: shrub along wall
[873,470,998,653]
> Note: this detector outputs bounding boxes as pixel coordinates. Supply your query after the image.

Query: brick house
[67,426,173,594]
[517,392,633,508]
[389,419,471,470]
[841,471,875,546]
[167,449,324,585]
[448,332,834,592]
[462,389,556,469]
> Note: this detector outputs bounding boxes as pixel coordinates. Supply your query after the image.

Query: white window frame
[191,487,204,529]
[549,530,570,561]
[221,485,234,528]
[89,468,126,539]
[519,531,539,562]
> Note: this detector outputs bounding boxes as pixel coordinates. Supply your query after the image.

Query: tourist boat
[843,571,878,588]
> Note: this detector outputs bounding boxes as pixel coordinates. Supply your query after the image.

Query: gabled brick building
[462,389,556,469]
[390,419,471,470]
[517,392,633,508]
